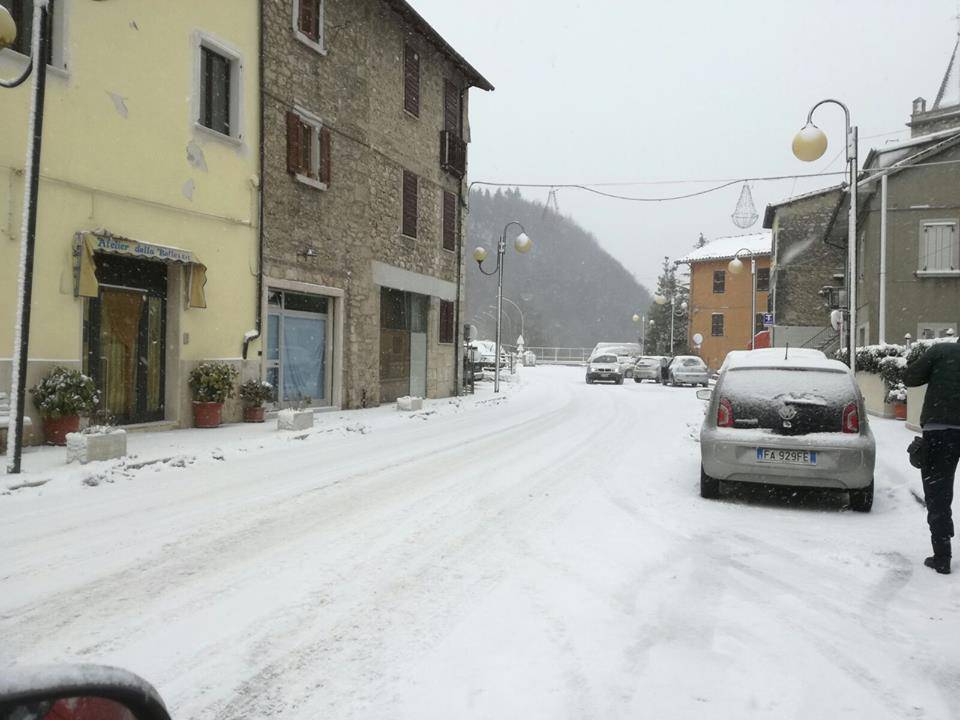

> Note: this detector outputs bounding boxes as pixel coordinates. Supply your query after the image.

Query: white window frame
[917,322,958,340]
[0,0,68,76]
[292,0,326,55]
[917,219,960,276]
[193,30,244,144]
[291,105,327,191]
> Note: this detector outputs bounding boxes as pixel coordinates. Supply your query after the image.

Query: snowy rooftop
[675,231,771,264]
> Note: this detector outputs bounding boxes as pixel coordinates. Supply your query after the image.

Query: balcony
[440,130,467,178]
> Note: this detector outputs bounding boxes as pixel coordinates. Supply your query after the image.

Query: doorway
[84,254,166,424]
[265,290,331,407]
[379,288,428,403]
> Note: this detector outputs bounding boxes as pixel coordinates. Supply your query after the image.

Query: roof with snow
[674,232,772,265]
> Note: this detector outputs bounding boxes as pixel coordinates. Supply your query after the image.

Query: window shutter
[442,191,457,251]
[404,44,420,116]
[319,127,332,185]
[402,170,418,238]
[286,111,302,175]
[444,80,461,134]
[299,0,319,41]
[439,301,455,343]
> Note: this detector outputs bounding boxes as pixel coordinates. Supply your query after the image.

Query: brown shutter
[443,80,461,134]
[299,0,319,41]
[439,301,454,343]
[404,44,420,117]
[286,111,302,175]
[442,191,457,251]
[319,127,332,185]
[402,170,418,238]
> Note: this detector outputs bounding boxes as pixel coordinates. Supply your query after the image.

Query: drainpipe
[242,0,266,362]
[878,173,888,345]
[452,86,467,396]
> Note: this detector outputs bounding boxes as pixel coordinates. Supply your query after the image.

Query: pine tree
[645,256,690,356]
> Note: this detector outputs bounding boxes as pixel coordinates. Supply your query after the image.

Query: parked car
[633,356,667,383]
[469,340,507,371]
[585,353,623,385]
[666,356,709,386]
[697,351,875,511]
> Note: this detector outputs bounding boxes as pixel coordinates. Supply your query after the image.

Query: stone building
[676,233,771,371]
[258,0,492,408]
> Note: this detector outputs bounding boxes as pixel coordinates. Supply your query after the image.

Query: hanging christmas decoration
[731,183,759,229]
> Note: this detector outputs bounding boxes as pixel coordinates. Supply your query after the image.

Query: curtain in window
[282,315,326,402]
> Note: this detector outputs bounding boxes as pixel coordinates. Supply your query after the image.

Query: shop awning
[78,232,208,308]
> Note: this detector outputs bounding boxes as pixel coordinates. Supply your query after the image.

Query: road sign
[762,313,774,327]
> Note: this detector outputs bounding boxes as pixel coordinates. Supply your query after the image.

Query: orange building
[676,233,772,370]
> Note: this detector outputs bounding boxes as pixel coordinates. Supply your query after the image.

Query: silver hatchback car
[667,355,710,387]
[698,353,876,511]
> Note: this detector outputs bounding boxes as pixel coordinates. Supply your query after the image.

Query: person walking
[903,339,960,575]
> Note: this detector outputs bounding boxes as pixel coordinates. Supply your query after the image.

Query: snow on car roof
[675,231,771,264]
[723,348,826,368]
[724,350,849,373]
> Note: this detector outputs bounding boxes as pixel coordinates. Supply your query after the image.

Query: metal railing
[524,347,592,365]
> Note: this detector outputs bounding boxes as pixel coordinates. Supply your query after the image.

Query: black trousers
[921,429,960,541]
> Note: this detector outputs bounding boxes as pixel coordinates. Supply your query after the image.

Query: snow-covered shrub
[886,382,908,404]
[29,367,99,419]
[239,379,273,407]
[189,362,239,403]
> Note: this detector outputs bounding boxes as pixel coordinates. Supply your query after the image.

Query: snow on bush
[29,367,99,419]
[835,337,957,403]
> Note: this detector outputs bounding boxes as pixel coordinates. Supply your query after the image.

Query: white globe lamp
[792,122,828,162]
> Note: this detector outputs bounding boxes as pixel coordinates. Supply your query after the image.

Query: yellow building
[0,0,261,436]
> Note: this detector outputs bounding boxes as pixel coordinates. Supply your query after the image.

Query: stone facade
[764,188,847,331]
[260,0,490,408]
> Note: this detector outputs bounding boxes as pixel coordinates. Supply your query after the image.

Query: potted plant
[188,361,239,428]
[239,379,273,423]
[29,367,99,446]
[887,383,908,420]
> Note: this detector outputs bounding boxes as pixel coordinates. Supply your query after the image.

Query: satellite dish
[830,309,843,331]
[692,333,704,346]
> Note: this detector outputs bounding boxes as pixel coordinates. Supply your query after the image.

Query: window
[403,44,420,117]
[711,313,724,336]
[266,290,331,407]
[402,170,418,238]
[444,80,461,134]
[294,0,323,49]
[918,322,957,340]
[442,191,458,251]
[439,300,455,343]
[713,270,725,294]
[755,313,765,334]
[0,0,55,65]
[919,221,959,274]
[756,267,770,292]
[286,109,331,187]
[196,37,242,140]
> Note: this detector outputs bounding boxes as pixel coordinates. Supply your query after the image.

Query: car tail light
[842,403,860,433]
[717,398,734,428]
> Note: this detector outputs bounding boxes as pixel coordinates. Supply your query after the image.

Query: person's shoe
[924,555,952,574]
[925,537,952,574]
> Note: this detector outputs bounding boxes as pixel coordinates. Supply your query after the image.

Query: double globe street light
[792,99,859,373]
[474,222,532,393]
[727,248,758,348]
[653,292,687,355]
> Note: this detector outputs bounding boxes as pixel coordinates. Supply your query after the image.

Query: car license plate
[755,448,817,465]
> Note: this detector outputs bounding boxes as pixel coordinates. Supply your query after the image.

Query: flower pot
[66,429,127,464]
[894,402,908,421]
[193,401,223,428]
[243,405,265,423]
[42,415,80,446]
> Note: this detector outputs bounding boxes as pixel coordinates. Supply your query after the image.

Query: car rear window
[594,355,617,363]
[719,367,856,435]
[680,358,705,368]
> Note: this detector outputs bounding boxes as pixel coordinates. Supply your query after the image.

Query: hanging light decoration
[731,183,759,229]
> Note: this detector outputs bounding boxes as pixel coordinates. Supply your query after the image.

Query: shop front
[379,287,428,404]
[265,289,335,407]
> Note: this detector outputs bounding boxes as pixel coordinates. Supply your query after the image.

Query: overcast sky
[409,0,960,289]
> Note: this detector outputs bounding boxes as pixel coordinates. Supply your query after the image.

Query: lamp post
[792,99,858,373]
[474,221,532,393]
[654,293,687,355]
[2,0,51,474]
[727,248,758,350]
[632,313,646,354]
[501,296,525,338]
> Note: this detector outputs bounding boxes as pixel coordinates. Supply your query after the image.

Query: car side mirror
[0,666,172,720]
[696,388,712,401]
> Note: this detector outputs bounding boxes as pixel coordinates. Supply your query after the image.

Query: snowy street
[2,365,959,719]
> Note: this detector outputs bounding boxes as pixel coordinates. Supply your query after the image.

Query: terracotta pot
[43,415,80,446]
[193,401,223,428]
[894,402,907,421]
[243,405,265,423]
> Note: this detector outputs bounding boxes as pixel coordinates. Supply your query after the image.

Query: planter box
[907,385,926,431]
[278,409,314,431]
[66,429,127,464]
[396,396,423,412]
[855,372,893,418]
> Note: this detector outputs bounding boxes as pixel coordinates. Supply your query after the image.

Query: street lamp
[632,313,646,354]
[501,296,525,339]
[792,99,858,373]
[728,248,758,350]
[3,0,53,474]
[474,221,532,392]
[654,293,687,355]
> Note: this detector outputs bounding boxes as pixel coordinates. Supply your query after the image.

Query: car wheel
[634,377,642,383]
[849,479,874,513]
[586,377,593,385]
[700,466,720,499]
[616,377,624,385]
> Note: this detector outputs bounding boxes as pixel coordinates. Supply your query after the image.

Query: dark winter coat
[903,341,960,427]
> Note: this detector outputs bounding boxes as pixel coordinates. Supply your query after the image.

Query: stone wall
[261,0,473,408]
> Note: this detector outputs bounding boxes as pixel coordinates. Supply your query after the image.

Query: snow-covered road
[2,366,959,719]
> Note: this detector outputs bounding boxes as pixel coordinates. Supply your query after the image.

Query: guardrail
[524,347,591,365]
